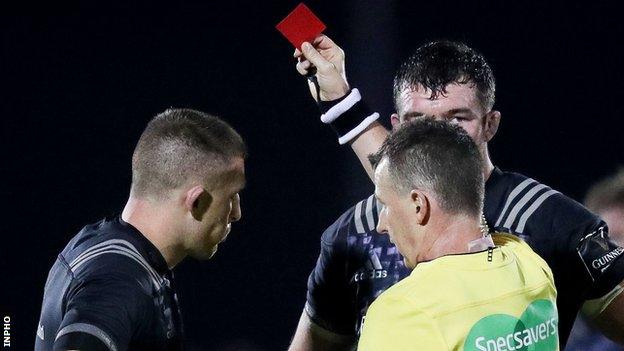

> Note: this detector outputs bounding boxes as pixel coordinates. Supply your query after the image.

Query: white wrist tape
[320,89,362,124]
[337,113,380,145]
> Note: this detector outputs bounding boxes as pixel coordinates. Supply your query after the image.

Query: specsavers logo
[464,300,558,351]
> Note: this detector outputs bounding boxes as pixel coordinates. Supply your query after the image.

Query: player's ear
[483,110,501,142]
[391,113,401,131]
[185,186,213,221]
[410,190,430,225]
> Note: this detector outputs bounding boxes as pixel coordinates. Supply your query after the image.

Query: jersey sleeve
[54,256,152,351]
[523,192,624,299]
[357,295,447,350]
[305,207,358,335]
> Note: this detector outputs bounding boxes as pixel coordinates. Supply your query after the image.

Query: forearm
[349,121,389,180]
[295,36,389,181]
[317,89,386,181]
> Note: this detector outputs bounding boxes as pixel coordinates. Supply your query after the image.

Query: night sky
[2,1,623,349]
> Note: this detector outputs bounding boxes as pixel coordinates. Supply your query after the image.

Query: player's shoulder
[320,194,381,245]
[486,168,600,237]
[60,217,163,291]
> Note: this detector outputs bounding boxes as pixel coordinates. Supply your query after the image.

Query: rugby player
[35,109,246,351]
[358,118,558,350]
[288,36,624,350]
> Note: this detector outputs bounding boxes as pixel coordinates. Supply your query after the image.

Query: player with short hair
[288,36,624,350]
[35,108,246,351]
[358,118,558,350]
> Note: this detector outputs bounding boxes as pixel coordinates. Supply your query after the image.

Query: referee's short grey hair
[369,119,484,217]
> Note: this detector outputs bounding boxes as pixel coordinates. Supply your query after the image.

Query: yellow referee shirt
[358,233,558,351]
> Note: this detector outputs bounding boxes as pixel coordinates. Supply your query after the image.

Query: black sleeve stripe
[69,239,163,289]
[494,178,536,227]
[353,200,366,233]
[495,180,561,236]
[364,196,376,232]
[374,197,381,224]
[501,183,549,229]
[70,239,144,269]
[515,189,560,234]
[353,195,378,234]
[55,323,117,351]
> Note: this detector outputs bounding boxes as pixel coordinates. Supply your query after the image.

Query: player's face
[392,83,494,147]
[599,207,624,246]
[374,159,423,269]
[189,157,245,260]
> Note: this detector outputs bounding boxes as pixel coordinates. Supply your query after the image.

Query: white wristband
[320,88,362,124]
[337,112,380,145]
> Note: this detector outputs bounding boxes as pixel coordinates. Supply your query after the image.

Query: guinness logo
[592,247,624,270]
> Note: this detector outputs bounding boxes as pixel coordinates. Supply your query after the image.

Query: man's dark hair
[369,119,484,217]
[393,40,495,111]
[585,168,624,213]
[131,108,247,199]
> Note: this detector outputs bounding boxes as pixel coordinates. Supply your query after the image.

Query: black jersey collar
[116,215,170,276]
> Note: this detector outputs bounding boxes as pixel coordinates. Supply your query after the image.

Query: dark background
[2,1,623,350]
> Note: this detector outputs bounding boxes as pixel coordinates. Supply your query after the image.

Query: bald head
[130,108,246,200]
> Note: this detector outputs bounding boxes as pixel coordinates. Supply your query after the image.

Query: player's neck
[482,146,495,181]
[421,215,482,261]
[122,196,186,269]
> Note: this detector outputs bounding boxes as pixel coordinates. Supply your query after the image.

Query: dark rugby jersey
[305,167,624,346]
[35,216,183,351]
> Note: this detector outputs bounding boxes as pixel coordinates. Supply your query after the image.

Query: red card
[276,3,326,49]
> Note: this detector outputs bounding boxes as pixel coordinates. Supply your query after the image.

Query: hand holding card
[277,4,350,102]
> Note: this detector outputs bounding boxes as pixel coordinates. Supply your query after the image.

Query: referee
[35,109,246,351]
[358,119,558,350]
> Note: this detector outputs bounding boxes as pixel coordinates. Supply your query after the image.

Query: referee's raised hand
[294,35,350,102]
